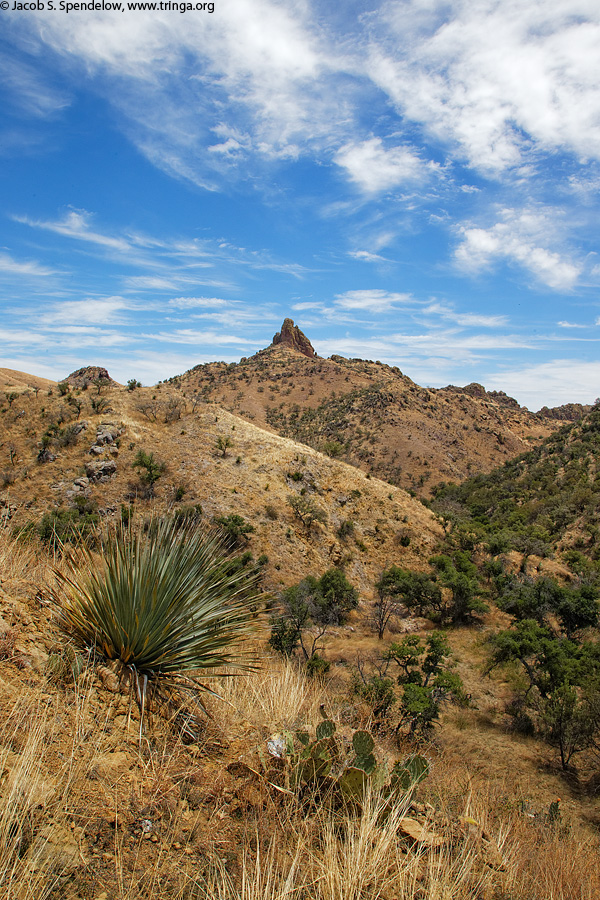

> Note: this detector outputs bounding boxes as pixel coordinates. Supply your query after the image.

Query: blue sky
[1,0,599,410]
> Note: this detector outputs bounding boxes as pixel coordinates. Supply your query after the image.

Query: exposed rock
[398,817,446,848]
[27,823,87,873]
[537,402,591,421]
[271,318,317,358]
[459,382,486,399]
[85,460,117,482]
[441,382,521,409]
[65,366,114,388]
[95,428,116,445]
[88,445,104,456]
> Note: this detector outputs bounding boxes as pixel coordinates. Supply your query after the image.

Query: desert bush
[287,494,327,529]
[133,450,165,497]
[269,568,358,667]
[30,505,100,552]
[214,514,255,548]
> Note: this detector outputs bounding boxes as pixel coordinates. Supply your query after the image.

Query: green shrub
[214,514,255,548]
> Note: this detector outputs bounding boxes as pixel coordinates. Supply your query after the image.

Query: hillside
[432,403,600,569]
[0,375,443,598]
[174,320,572,497]
[0,366,55,394]
[1,369,600,898]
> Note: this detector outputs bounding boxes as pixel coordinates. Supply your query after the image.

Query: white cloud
[43,296,135,326]
[168,296,230,309]
[336,138,437,193]
[370,0,600,174]
[15,209,132,253]
[334,290,413,313]
[454,207,582,289]
[487,359,600,409]
[348,250,389,263]
[423,301,509,328]
[144,329,254,346]
[0,52,69,120]
[0,253,57,278]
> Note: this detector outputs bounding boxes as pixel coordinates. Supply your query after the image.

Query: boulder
[85,460,117,482]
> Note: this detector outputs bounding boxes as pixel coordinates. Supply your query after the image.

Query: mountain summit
[271,318,317,358]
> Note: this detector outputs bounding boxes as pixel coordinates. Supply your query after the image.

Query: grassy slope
[176,346,561,497]
[0,524,599,900]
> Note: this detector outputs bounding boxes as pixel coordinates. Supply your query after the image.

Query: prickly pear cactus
[316,719,336,741]
[339,766,367,802]
[352,731,374,756]
[390,754,430,792]
[350,730,377,774]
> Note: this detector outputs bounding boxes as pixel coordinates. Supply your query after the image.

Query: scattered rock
[398,817,446,848]
[95,428,117,445]
[85,460,117,482]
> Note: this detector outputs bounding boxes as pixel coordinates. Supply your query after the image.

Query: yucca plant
[52,517,261,728]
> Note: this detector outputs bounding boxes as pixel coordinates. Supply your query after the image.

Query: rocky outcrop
[65,366,114,388]
[271,319,317,358]
[441,382,521,408]
[537,402,591,421]
[85,460,117,482]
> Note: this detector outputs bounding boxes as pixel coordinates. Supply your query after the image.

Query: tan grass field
[0,526,599,900]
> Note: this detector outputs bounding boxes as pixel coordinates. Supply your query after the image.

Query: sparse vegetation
[287,493,328,529]
[1,349,600,899]
[133,449,165,496]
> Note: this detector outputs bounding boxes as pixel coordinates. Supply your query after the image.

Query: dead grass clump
[215,655,327,734]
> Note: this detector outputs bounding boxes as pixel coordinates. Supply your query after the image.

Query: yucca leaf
[53,518,261,691]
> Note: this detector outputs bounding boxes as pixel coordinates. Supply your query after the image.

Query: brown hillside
[174,322,567,497]
[0,367,56,394]
[0,379,443,598]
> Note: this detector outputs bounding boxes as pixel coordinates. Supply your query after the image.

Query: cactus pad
[316,719,336,741]
[339,766,367,801]
[352,731,375,756]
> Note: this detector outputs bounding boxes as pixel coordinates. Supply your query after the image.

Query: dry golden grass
[0,525,599,899]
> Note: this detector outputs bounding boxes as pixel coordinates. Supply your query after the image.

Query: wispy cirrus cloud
[41,296,137,326]
[422,301,509,328]
[14,209,132,253]
[348,250,389,263]
[0,252,58,278]
[334,289,414,313]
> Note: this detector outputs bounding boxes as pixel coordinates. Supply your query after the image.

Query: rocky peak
[271,319,317,358]
[66,366,114,388]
